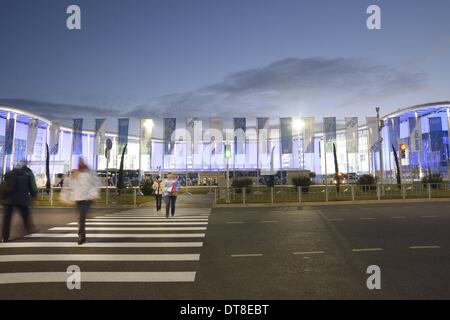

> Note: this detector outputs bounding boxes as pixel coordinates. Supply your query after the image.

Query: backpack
[168,181,177,195]
[0,173,14,204]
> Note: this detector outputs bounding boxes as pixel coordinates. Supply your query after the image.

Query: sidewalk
[213,197,450,208]
[140,193,213,208]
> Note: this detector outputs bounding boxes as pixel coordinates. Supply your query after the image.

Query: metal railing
[214,183,450,205]
[36,186,141,207]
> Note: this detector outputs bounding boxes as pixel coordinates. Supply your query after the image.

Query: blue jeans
[164,195,177,216]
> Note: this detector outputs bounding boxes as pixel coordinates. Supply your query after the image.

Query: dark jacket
[2,166,38,206]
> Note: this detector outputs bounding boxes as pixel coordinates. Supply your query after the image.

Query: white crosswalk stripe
[0,272,196,284]
[50,227,207,231]
[0,208,211,285]
[69,222,208,225]
[26,233,205,238]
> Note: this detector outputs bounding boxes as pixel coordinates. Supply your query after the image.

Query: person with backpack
[163,173,180,218]
[152,175,163,211]
[1,162,38,243]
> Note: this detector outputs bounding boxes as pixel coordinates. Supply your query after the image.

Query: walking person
[152,175,163,211]
[1,162,38,243]
[163,173,180,218]
[62,158,99,245]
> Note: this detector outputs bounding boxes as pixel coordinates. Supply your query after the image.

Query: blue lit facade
[1,102,450,186]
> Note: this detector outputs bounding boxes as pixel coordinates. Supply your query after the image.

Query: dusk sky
[0,0,449,127]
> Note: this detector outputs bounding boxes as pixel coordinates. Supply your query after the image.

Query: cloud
[0,57,427,121]
[0,98,121,120]
[126,57,426,118]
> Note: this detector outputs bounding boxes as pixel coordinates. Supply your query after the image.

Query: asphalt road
[1,201,450,299]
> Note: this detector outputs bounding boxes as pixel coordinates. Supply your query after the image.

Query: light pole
[376,107,384,185]
[208,148,215,194]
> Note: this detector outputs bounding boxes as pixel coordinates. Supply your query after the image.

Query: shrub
[422,173,443,189]
[140,179,154,196]
[357,174,376,192]
[232,178,253,193]
[292,176,313,192]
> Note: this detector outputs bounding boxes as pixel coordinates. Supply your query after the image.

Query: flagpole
[417,112,423,178]
[69,129,73,172]
[324,138,328,186]
[138,118,142,178]
[2,113,11,177]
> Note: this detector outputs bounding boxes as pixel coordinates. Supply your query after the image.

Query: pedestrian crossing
[0,207,211,286]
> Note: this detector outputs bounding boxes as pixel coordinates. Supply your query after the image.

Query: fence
[214,183,450,205]
[36,186,141,207]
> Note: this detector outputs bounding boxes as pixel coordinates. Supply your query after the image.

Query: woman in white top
[64,158,99,245]
[152,176,163,211]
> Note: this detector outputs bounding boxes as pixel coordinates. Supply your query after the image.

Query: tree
[333,143,340,193]
[392,144,401,188]
[117,144,127,193]
[45,143,51,195]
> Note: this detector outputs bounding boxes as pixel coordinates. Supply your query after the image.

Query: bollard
[214,187,218,205]
[50,188,53,206]
[133,187,137,208]
[377,184,381,201]
[402,184,406,200]
[298,186,302,204]
[428,183,431,199]
[226,188,230,204]
[325,186,329,202]
[242,188,246,205]
[106,187,109,205]
[270,187,274,204]
[351,184,355,201]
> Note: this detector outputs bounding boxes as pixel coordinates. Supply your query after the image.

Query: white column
[9,113,17,171]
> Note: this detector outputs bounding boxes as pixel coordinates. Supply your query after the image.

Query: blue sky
[0,0,449,126]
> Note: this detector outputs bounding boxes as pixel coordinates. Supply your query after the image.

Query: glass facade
[1,102,450,186]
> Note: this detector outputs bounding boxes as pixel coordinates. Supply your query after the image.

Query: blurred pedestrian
[62,158,99,245]
[152,175,163,211]
[163,173,180,218]
[1,162,38,243]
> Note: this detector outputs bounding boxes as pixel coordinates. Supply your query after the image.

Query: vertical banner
[72,119,83,155]
[49,122,61,155]
[164,118,176,155]
[94,119,107,157]
[389,117,400,151]
[323,117,336,153]
[118,118,129,155]
[140,119,153,155]
[4,114,15,155]
[26,119,39,157]
[280,117,293,154]
[366,117,378,152]
[209,117,223,154]
[303,117,315,153]
[408,117,419,152]
[234,118,246,155]
[257,117,270,155]
[345,117,359,153]
[429,117,443,152]
[186,118,202,155]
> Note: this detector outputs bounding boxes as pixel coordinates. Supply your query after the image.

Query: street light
[143,119,154,131]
